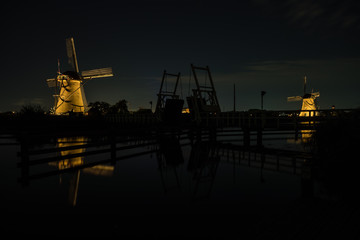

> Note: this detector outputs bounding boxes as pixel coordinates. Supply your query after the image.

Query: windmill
[287,76,320,117]
[46,37,113,115]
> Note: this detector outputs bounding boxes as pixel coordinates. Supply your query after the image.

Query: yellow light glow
[182,108,190,114]
[55,76,88,115]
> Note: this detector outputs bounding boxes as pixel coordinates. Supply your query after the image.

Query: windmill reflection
[50,136,114,206]
[55,137,86,170]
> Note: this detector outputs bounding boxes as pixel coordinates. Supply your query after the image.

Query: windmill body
[299,93,320,117]
[47,38,113,115]
[53,71,88,114]
[287,76,320,116]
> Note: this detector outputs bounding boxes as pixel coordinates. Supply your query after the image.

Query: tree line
[87,99,129,116]
[10,99,131,116]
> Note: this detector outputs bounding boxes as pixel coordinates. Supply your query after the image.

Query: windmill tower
[287,76,320,116]
[46,37,113,115]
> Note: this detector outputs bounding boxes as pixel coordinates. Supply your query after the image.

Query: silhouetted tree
[19,104,45,116]
[88,101,111,115]
[136,108,153,114]
[108,99,129,114]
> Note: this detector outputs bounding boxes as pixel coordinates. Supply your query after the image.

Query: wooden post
[239,112,242,128]
[295,125,299,141]
[260,150,265,183]
[20,135,29,187]
[227,112,230,127]
[256,115,263,148]
[206,112,209,127]
[292,157,296,174]
[233,84,235,112]
[257,128,263,148]
[261,151,265,169]
[110,133,116,164]
[243,127,250,148]
[196,128,202,142]
[294,114,299,141]
[189,128,194,145]
[232,149,236,184]
[209,127,217,142]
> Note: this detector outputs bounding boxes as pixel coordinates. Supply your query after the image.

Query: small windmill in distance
[46,37,113,115]
[287,76,320,116]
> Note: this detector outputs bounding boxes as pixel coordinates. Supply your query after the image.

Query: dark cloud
[252,0,360,34]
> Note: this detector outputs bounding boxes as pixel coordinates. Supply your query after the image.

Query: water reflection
[188,141,220,199]
[18,135,116,206]
[10,121,360,237]
[157,135,184,193]
[53,137,86,169]
[286,130,315,150]
[53,137,114,206]
[17,130,317,207]
[55,137,114,176]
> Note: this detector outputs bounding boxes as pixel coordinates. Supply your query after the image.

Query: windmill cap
[303,93,312,99]
[62,71,82,80]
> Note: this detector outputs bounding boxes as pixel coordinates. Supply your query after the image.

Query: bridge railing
[103,109,359,129]
[198,109,359,129]
[105,113,159,127]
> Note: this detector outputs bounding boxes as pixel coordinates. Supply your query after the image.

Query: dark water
[0,132,325,237]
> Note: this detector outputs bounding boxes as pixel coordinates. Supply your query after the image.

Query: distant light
[182,108,190,114]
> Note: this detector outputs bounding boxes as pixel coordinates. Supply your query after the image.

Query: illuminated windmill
[46,37,113,115]
[287,76,320,116]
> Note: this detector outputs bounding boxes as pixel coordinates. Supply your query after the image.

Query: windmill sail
[311,92,320,98]
[66,37,79,73]
[82,67,113,79]
[46,78,56,87]
[287,96,303,102]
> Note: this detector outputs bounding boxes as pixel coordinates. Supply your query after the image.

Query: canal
[0,129,357,237]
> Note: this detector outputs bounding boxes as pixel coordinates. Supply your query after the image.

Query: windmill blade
[66,37,79,73]
[311,92,320,98]
[287,96,303,102]
[46,78,56,87]
[82,67,113,79]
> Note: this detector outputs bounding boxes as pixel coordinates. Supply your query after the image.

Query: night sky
[2,0,360,112]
